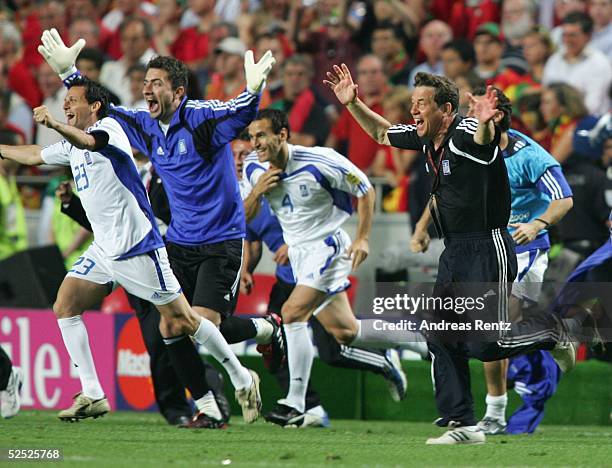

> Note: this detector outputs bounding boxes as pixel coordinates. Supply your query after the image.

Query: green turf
[2,411,611,467]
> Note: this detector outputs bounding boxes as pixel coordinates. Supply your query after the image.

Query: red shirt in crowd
[171,27,209,64]
[331,102,385,172]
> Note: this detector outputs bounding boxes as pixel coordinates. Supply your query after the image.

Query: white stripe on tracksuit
[339,345,387,370]
[493,229,561,347]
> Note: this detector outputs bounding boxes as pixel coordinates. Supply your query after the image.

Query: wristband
[535,218,550,228]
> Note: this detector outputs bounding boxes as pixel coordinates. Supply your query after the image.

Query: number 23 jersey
[243,144,371,247]
[41,117,163,260]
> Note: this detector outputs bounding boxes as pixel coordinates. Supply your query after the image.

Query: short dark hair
[441,39,476,66]
[77,48,105,71]
[146,56,189,91]
[562,11,593,34]
[413,72,459,113]
[473,86,512,132]
[254,108,291,139]
[67,76,111,119]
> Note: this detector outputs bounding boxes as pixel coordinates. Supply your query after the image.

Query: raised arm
[467,86,499,146]
[34,106,107,151]
[0,145,43,165]
[323,64,392,145]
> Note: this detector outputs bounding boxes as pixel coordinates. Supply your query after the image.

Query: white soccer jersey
[243,144,371,246]
[41,117,164,259]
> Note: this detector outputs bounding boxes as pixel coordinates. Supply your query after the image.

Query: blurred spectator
[542,11,612,115]
[522,27,556,85]
[589,0,612,57]
[103,0,158,59]
[556,149,610,258]
[206,37,271,107]
[296,14,361,112]
[327,55,388,172]
[455,72,486,116]
[0,19,42,109]
[372,86,418,213]
[371,22,413,86]
[18,0,67,70]
[152,0,183,58]
[171,0,218,69]
[550,0,587,47]
[270,54,330,146]
[434,0,500,40]
[100,16,157,105]
[127,64,147,108]
[540,83,589,161]
[35,62,66,147]
[65,0,101,22]
[76,48,121,105]
[0,91,26,146]
[0,132,27,262]
[370,0,426,40]
[255,32,286,102]
[407,20,453,89]
[244,0,292,45]
[38,0,67,35]
[441,39,476,81]
[69,17,103,51]
[473,22,506,80]
[499,0,538,74]
[0,59,33,144]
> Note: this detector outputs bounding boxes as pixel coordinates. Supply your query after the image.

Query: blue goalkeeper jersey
[64,71,260,246]
[504,130,573,254]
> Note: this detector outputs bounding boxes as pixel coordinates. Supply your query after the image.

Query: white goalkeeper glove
[244,50,276,95]
[37,28,86,80]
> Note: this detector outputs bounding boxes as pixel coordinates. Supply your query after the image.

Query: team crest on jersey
[84,151,92,165]
[156,146,165,156]
[346,173,360,185]
[299,183,310,197]
[442,159,451,175]
[178,139,187,155]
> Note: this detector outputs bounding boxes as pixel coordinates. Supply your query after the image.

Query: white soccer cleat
[426,427,486,445]
[235,369,262,423]
[383,349,407,402]
[476,417,507,435]
[0,367,24,419]
[300,405,330,428]
[550,340,577,373]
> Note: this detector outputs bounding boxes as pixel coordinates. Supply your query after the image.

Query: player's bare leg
[157,297,261,423]
[54,277,111,421]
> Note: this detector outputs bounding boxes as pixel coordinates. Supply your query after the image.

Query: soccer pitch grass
[2,411,611,467]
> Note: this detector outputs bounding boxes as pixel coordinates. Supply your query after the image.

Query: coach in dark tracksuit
[324,67,580,444]
[56,165,230,426]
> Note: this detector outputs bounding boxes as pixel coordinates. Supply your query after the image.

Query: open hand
[466,86,499,124]
[38,28,85,77]
[323,64,359,106]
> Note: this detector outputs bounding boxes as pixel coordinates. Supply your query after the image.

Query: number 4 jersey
[41,117,164,259]
[242,144,372,247]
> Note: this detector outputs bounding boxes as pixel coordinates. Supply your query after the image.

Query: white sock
[351,320,427,356]
[280,322,313,413]
[192,318,252,390]
[484,393,507,421]
[57,316,104,400]
[194,391,222,420]
[252,318,274,344]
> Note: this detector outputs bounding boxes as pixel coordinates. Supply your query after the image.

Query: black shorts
[267,278,295,315]
[166,239,243,317]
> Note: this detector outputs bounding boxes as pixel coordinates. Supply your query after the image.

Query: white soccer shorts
[289,229,352,294]
[511,248,549,303]
[66,243,181,305]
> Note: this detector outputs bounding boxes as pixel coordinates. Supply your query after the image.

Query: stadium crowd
[0,0,610,264]
[0,0,610,443]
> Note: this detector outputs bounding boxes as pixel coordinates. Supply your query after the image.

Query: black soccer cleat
[264,404,305,428]
[181,412,228,429]
[256,313,286,373]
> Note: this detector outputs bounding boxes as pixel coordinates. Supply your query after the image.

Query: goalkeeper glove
[37,28,86,80]
[244,50,276,95]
